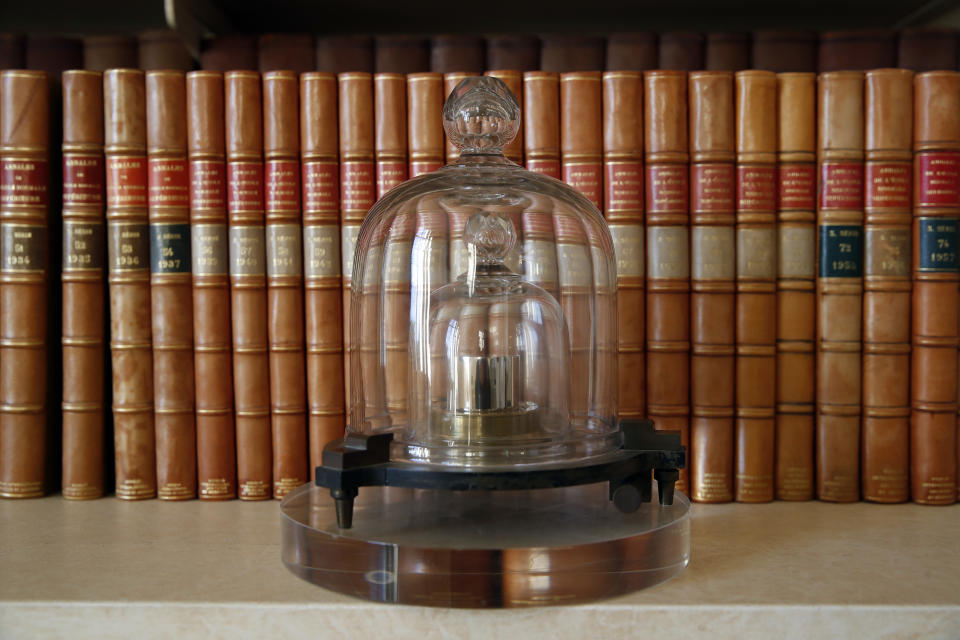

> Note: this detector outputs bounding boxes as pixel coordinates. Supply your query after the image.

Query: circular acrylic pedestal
[280,481,690,608]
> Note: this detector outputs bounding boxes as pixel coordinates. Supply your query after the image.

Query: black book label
[63,221,105,271]
[916,217,959,273]
[108,222,150,272]
[1,224,46,273]
[150,223,191,274]
[818,224,862,278]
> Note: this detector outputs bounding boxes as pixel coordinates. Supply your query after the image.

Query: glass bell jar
[282,77,690,608]
[349,76,619,468]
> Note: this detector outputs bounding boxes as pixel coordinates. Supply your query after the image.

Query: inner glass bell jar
[348,76,619,468]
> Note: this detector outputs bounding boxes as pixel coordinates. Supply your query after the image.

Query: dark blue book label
[818,225,862,278]
[916,217,959,273]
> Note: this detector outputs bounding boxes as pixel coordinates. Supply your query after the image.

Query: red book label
[341,161,376,215]
[303,161,339,213]
[916,151,960,208]
[377,160,407,199]
[106,156,147,209]
[865,161,911,210]
[526,159,561,180]
[148,158,190,209]
[227,161,264,213]
[737,165,777,213]
[0,158,49,209]
[265,160,300,213]
[189,160,226,211]
[563,161,603,210]
[778,164,816,211]
[63,155,104,206]
[691,163,735,214]
[645,164,688,214]
[409,161,443,178]
[819,162,864,210]
[605,161,644,215]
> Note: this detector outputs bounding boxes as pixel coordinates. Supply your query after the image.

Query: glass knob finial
[442,76,520,156]
[464,211,516,266]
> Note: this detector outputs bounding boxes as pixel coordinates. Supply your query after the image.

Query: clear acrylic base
[280,481,690,608]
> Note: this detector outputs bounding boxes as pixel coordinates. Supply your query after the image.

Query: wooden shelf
[1,496,957,638]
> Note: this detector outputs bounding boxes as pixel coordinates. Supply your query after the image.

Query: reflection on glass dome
[349,76,619,468]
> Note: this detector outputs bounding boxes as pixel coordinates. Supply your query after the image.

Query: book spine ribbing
[374,73,407,199]
[339,73,375,417]
[263,70,307,498]
[0,70,50,498]
[225,71,272,500]
[816,71,865,503]
[523,72,561,179]
[774,72,817,500]
[602,71,645,424]
[187,70,236,499]
[734,70,778,503]
[406,72,444,177]
[146,71,196,500]
[103,68,156,500]
[485,70,524,165]
[911,71,960,505]
[689,70,736,503]
[61,70,106,499]
[862,69,913,503]
[263,71,307,496]
[644,70,690,494]
[561,72,603,211]
[301,72,343,469]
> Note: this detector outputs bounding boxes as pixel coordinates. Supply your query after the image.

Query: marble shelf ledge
[0,495,957,639]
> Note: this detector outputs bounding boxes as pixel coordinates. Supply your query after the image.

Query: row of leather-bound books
[0,64,958,507]
[5,28,960,76]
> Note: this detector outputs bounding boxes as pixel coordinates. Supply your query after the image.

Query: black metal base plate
[315,419,685,528]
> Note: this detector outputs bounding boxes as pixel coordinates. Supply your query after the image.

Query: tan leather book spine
[146,71,196,500]
[300,73,343,469]
[485,70,524,165]
[644,70,690,493]
[384,213,415,427]
[751,31,818,74]
[734,70,777,502]
[911,71,960,505]
[540,35,605,73]
[523,71,560,179]
[560,72,603,211]
[775,72,816,500]
[263,70,307,498]
[374,73,407,199]
[602,71,644,423]
[689,71,735,503]
[187,71,236,500]
[818,30,896,73]
[554,206,592,417]
[103,69,156,499]
[226,71,271,500]
[0,71,49,498]
[444,72,471,163]
[705,33,750,72]
[862,69,913,503]
[61,71,105,499]
[407,72,444,177]
[339,73,375,416]
[817,71,864,503]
